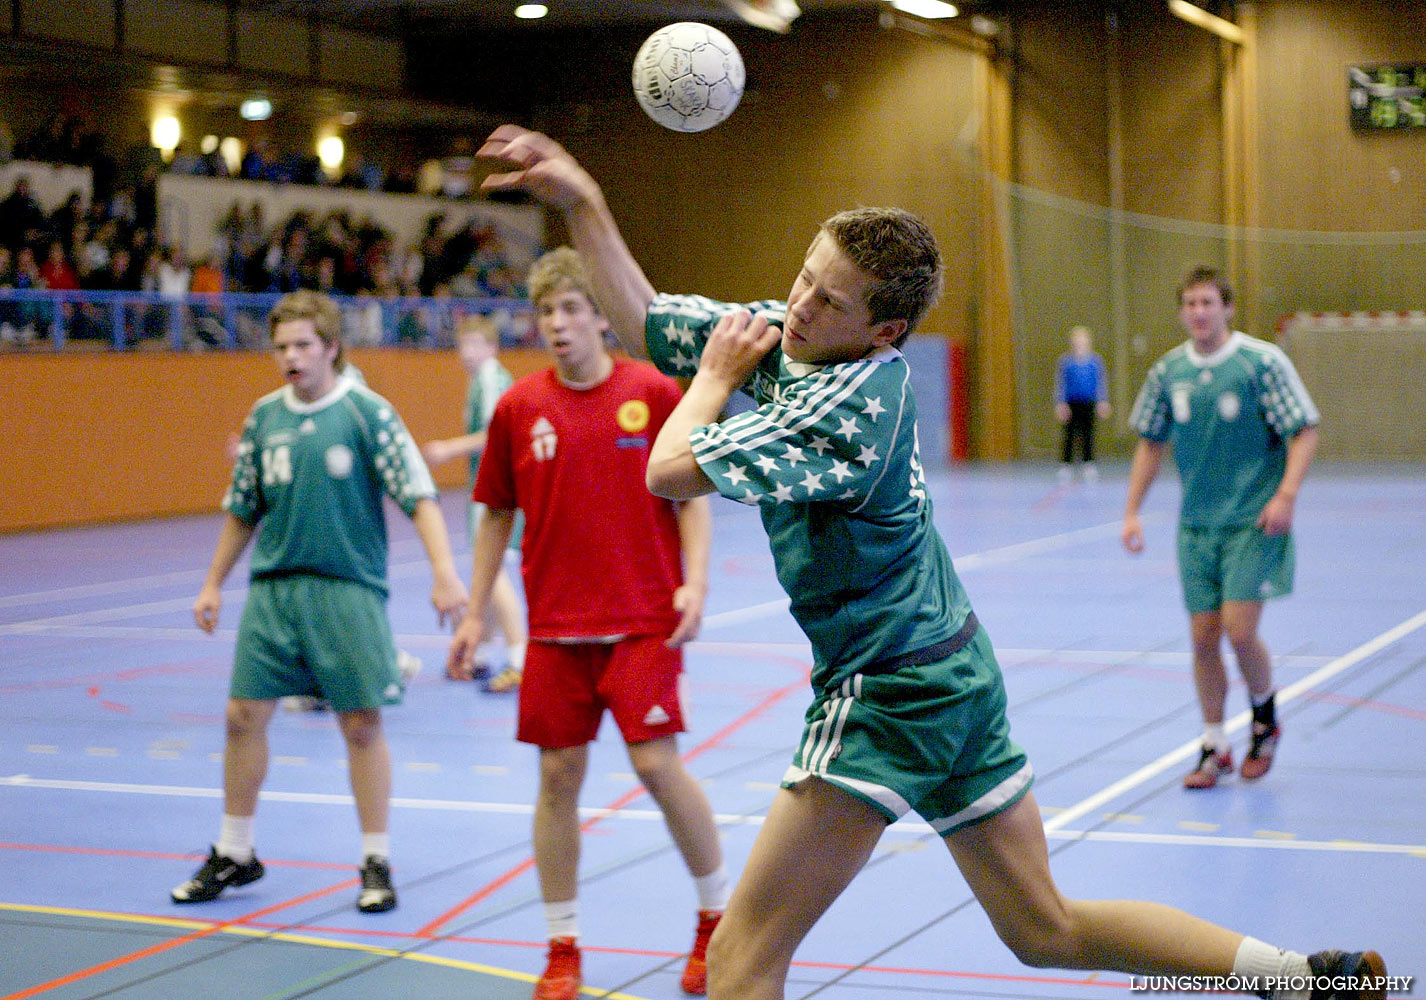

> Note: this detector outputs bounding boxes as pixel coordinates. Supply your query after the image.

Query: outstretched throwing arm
[479,125,656,358]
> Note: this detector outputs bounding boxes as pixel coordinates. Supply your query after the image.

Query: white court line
[2,518,1144,636]
[701,517,1149,630]
[1043,607,1426,833]
[4,774,1422,858]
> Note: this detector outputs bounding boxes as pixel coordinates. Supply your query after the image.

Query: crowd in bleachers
[0,113,533,348]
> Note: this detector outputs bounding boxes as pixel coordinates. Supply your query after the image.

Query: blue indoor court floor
[1,460,1422,1000]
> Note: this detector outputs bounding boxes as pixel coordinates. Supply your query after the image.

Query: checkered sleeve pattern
[1128,361,1172,442]
[222,412,263,524]
[1257,344,1320,439]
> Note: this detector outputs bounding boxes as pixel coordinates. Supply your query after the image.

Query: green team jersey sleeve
[1256,341,1319,439]
[644,293,971,685]
[223,396,274,525]
[350,384,438,517]
[1127,355,1174,443]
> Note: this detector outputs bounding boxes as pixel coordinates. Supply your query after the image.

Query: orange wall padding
[0,347,553,534]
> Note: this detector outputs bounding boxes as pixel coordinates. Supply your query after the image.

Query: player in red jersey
[447,247,727,1000]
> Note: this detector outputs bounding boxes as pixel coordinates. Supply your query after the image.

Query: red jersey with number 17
[473,358,687,639]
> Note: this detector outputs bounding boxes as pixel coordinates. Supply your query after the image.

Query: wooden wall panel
[124,0,229,65]
[21,0,115,48]
[0,347,553,534]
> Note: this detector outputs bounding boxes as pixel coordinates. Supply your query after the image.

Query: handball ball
[632,22,745,133]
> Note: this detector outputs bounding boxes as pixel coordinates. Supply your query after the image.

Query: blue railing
[0,289,533,351]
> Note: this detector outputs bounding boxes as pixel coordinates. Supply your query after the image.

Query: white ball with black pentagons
[632,22,745,133]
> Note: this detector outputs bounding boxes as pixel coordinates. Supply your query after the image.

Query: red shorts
[516,635,687,748]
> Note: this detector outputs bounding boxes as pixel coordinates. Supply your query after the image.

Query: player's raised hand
[478,126,599,208]
[697,310,781,393]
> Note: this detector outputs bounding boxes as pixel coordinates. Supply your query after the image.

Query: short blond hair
[456,313,500,346]
[268,290,345,370]
[527,246,598,311]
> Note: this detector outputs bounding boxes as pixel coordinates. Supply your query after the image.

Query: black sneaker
[358,855,397,913]
[171,847,264,903]
[1307,949,1387,1000]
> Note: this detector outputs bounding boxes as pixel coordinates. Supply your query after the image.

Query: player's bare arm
[667,497,711,648]
[1122,438,1166,553]
[193,514,256,633]
[1258,425,1319,536]
[411,498,468,627]
[648,311,781,500]
[446,506,516,679]
[478,125,656,358]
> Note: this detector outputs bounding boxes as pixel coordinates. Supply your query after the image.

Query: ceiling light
[240,97,272,121]
[514,4,547,18]
[151,115,180,152]
[317,135,345,172]
[890,0,957,18]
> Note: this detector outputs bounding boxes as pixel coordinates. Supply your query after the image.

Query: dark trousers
[1060,401,1096,463]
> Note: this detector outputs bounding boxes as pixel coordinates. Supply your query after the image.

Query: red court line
[1,878,359,1000]
[414,659,812,939]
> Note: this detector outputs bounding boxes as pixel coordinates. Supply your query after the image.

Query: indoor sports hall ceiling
[248,0,876,35]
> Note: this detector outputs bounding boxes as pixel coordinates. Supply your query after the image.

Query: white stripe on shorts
[781,764,912,819]
[927,761,1035,835]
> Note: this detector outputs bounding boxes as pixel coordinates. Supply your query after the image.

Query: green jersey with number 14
[223,376,436,595]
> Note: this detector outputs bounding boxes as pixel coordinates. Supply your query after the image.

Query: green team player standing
[173,289,467,913]
[474,124,1383,1000]
[1123,266,1320,789]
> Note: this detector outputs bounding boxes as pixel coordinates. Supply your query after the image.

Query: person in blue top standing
[1054,324,1111,482]
[474,125,1384,1000]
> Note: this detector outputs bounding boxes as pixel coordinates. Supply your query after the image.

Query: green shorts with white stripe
[782,624,1032,835]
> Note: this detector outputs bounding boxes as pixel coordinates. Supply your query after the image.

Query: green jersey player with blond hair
[1123,266,1320,790]
[172,290,467,915]
[474,124,1383,1000]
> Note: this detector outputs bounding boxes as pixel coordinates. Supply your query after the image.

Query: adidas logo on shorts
[643,705,671,726]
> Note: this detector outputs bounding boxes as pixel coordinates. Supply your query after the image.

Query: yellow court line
[0,903,653,1000]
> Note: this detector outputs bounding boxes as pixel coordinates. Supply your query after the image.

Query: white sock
[693,864,731,912]
[508,641,528,672]
[544,899,578,940]
[1203,723,1228,752]
[1233,937,1311,1000]
[216,814,254,862]
[361,832,390,861]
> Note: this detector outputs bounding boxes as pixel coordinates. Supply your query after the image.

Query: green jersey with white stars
[1128,331,1318,528]
[646,293,974,690]
[224,376,436,596]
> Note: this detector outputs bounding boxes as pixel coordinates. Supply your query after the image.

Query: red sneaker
[534,936,581,1000]
[680,910,721,995]
[1183,744,1233,789]
[1239,723,1281,780]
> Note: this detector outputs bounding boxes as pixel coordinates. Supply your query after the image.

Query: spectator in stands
[0,176,45,249]
[40,240,78,291]
[157,246,191,299]
[240,137,274,182]
[191,254,224,295]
